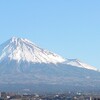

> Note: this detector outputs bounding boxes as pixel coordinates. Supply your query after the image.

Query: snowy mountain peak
[0,37,97,71]
[9,37,34,45]
[0,37,66,64]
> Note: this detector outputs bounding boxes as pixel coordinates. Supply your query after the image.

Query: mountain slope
[64,59,97,71]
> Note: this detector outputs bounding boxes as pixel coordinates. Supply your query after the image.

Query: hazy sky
[0,0,100,68]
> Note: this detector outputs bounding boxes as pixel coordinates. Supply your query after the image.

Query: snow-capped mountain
[0,37,65,64]
[0,37,100,93]
[0,37,97,71]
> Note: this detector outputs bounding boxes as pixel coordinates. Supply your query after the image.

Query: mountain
[0,37,97,71]
[0,37,100,93]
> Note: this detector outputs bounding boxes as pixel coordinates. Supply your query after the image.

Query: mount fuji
[0,37,100,93]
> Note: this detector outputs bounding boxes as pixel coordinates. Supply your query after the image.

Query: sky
[0,0,100,68]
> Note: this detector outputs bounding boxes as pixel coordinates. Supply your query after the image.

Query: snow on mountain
[0,37,97,71]
[0,37,65,64]
[65,59,97,71]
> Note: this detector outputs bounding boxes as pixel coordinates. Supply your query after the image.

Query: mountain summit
[0,37,65,64]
